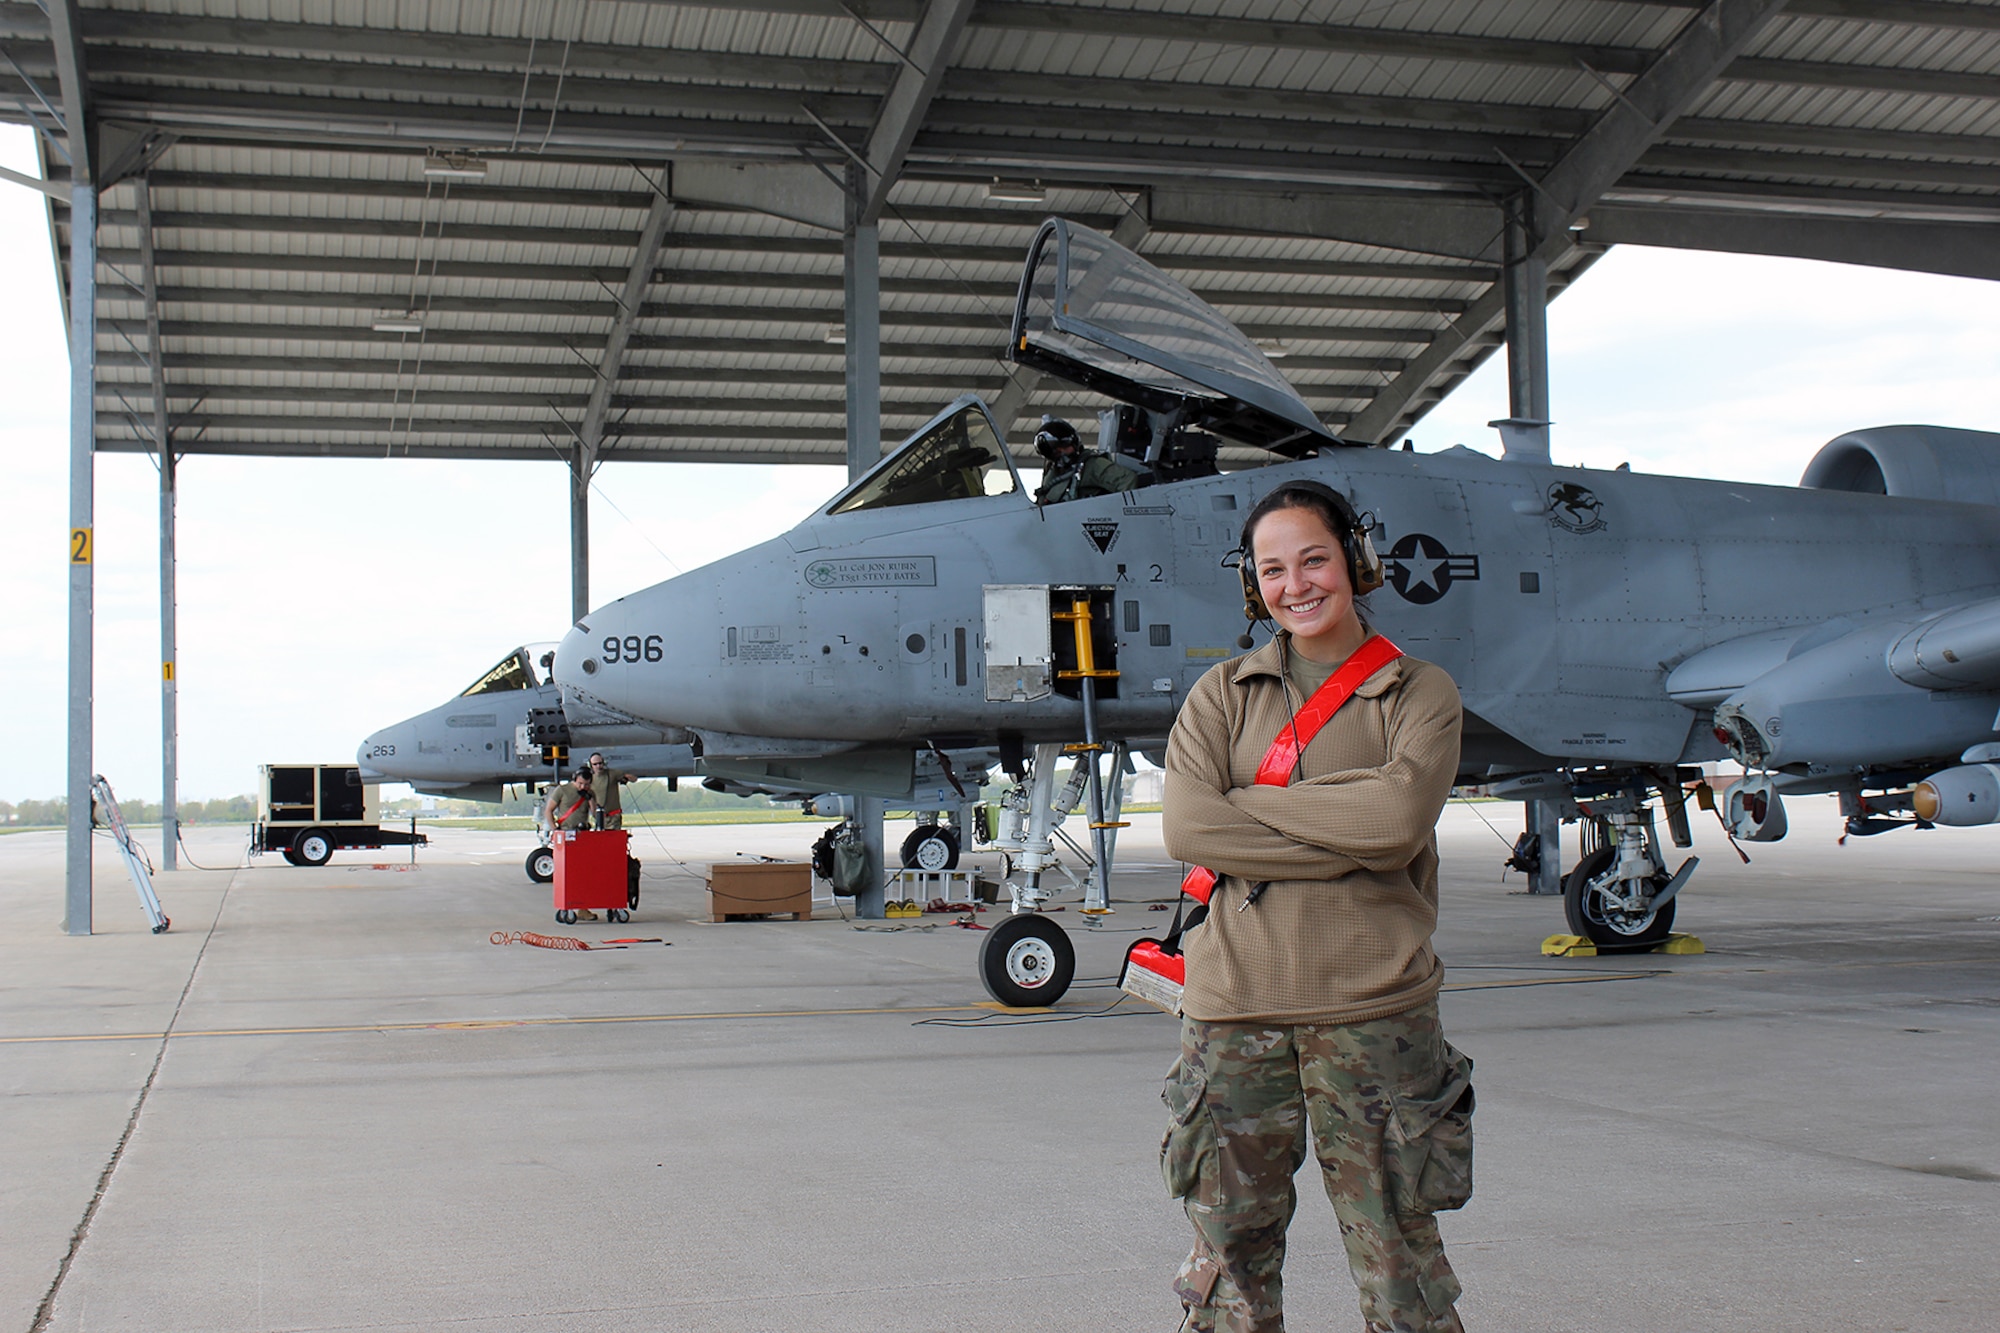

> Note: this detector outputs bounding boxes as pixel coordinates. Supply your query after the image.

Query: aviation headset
[1235,481,1386,628]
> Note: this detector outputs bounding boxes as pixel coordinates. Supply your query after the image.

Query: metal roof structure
[6,0,2000,470]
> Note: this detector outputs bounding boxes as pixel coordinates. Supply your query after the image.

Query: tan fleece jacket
[1162,632,1463,1025]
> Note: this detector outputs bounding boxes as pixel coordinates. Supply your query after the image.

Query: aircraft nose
[357,721,416,780]
[556,581,712,732]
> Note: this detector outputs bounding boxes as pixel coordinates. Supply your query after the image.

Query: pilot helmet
[1034,419,1082,463]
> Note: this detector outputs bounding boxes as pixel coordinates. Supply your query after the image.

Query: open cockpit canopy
[460,643,559,696]
[1010,219,1341,457]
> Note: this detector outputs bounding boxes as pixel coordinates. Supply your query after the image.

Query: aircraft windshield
[828,403,1018,515]
[460,651,532,697]
[1012,219,1335,451]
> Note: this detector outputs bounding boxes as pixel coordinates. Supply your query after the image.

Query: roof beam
[68,10,894,92]
[579,187,675,458]
[1149,188,1507,263]
[80,48,882,126]
[1581,202,2000,281]
[134,173,170,456]
[1346,0,1792,445]
[92,437,863,466]
[97,243,1489,286]
[42,0,90,183]
[858,0,975,226]
[1536,1,1798,238]
[119,289,1439,342]
[111,321,1024,359]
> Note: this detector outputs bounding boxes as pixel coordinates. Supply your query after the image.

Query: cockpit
[826,400,1021,516]
[817,218,1353,521]
[458,642,560,696]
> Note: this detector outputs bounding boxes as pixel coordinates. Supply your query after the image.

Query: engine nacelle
[1801,424,2000,507]
[1912,763,2000,827]
[1722,776,1789,842]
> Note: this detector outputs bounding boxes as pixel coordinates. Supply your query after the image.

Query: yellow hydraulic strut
[1053,595,1125,915]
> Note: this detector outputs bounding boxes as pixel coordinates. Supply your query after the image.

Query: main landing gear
[1553,779,1699,951]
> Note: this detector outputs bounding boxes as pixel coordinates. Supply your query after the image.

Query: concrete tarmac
[4,801,1998,1332]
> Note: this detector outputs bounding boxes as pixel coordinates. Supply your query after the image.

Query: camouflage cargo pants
[1160,1002,1474,1333]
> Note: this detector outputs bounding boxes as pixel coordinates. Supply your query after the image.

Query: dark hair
[1240,480,1365,589]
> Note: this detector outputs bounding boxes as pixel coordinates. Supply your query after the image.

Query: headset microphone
[1236,631,1255,650]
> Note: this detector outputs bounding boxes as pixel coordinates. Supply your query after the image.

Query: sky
[6,121,2000,804]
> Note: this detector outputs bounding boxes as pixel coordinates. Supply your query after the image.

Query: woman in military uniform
[1160,480,1473,1333]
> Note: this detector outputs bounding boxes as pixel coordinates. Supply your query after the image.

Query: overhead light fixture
[823,325,847,345]
[423,151,487,180]
[986,179,1045,204]
[1254,339,1291,359]
[1569,215,1591,232]
[373,315,424,334]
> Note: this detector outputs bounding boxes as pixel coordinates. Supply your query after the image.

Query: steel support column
[139,175,177,870]
[159,448,177,870]
[844,163,886,918]
[65,180,95,933]
[843,164,882,481]
[1496,191,1552,461]
[569,442,589,624]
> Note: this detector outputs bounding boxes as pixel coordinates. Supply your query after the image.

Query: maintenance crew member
[1160,479,1471,1333]
[544,770,600,920]
[588,752,638,830]
[1033,418,1138,504]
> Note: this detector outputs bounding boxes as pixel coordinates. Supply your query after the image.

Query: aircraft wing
[1009,218,1340,455]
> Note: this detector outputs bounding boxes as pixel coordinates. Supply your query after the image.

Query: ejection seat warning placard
[804,557,936,588]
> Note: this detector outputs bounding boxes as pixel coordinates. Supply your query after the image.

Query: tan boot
[576,908,600,922]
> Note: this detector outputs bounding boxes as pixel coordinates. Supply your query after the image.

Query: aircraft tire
[526,847,554,883]
[293,828,334,867]
[1563,847,1676,951]
[978,913,1074,1007]
[900,824,960,871]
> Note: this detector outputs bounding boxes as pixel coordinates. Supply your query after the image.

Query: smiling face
[1250,503,1367,663]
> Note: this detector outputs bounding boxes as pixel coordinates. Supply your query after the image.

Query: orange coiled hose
[489,930,592,950]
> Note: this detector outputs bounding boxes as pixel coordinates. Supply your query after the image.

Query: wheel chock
[1655,933,1705,955]
[1541,934,1597,957]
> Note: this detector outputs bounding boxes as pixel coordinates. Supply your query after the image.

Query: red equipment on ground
[552,829,638,924]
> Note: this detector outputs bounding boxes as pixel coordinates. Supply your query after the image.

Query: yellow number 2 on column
[70,527,92,564]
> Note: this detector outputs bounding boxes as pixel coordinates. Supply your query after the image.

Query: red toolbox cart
[552,830,638,924]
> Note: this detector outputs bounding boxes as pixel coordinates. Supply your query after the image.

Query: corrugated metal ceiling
[2,0,1997,466]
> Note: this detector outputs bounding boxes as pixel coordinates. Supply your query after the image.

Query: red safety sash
[1180,633,1404,905]
[555,795,590,826]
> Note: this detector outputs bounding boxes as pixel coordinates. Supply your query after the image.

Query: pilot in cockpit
[1032,418,1138,505]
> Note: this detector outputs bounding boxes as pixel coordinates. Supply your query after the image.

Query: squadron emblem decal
[1080,520,1121,554]
[1384,533,1480,605]
[1547,483,1607,534]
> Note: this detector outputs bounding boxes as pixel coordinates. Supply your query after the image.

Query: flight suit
[1038,451,1138,504]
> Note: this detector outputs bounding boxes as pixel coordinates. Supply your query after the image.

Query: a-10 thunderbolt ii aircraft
[551,217,2000,1006]
[356,642,981,881]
